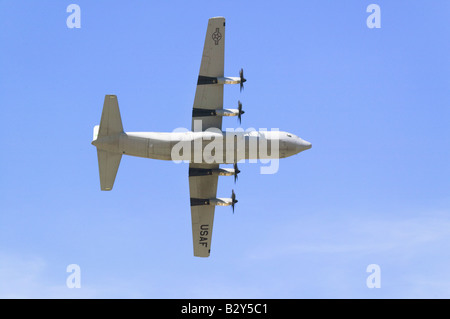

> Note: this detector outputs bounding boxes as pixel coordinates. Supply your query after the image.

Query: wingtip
[209,16,225,24]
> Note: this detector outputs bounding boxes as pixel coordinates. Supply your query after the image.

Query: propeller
[233,163,241,183]
[237,100,245,124]
[231,189,238,213]
[239,68,246,92]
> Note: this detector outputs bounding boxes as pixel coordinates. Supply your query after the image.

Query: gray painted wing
[189,17,226,257]
[191,17,225,132]
[189,163,219,257]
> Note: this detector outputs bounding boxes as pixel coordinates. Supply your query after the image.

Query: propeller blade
[239,68,246,92]
[231,189,238,213]
[233,163,240,183]
[237,100,244,124]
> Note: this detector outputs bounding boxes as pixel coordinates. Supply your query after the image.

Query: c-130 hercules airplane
[92,17,311,257]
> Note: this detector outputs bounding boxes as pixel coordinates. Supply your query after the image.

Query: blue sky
[0,0,449,298]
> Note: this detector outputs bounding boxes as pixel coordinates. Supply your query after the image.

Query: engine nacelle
[216,109,239,117]
[189,167,236,177]
[209,198,233,207]
[190,197,232,206]
[190,191,237,212]
[217,76,241,85]
[217,168,235,176]
[192,108,239,117]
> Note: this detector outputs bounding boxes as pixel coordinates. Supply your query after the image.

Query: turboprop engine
[190,190,238,213]
[189,164,240,182]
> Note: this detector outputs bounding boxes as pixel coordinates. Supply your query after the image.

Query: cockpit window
[287,134,292,137]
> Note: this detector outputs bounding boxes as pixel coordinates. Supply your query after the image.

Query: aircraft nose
[297,139,312,152]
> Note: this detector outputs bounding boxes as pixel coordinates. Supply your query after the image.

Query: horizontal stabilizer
[97,149,122,191]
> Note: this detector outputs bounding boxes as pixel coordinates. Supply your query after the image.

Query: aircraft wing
[189,17,225,257]
[189,163,219,257]
[191,16,225,132]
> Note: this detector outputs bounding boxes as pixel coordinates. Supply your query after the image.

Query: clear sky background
[0,1,449,298]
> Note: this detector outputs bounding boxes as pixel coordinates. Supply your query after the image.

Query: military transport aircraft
[91,17,312,257]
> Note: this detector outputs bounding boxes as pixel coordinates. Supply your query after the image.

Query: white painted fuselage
[92,129,311,164]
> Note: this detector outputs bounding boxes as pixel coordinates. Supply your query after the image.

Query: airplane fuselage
[92,130,311,164]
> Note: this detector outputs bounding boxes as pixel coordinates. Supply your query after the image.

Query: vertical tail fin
[98,95,123,137]
[92,95,124,191]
